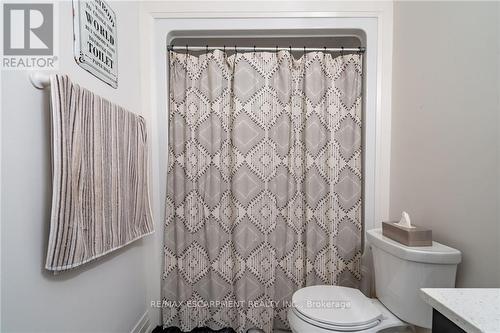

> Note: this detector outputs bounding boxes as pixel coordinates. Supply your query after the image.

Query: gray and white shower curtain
[163,50,363,332]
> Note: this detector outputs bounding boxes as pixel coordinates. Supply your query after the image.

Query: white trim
[149,11,381,18]
[130,310,151,333]
[138,2,393,326]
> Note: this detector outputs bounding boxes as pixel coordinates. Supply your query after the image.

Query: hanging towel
[45,74,154,271]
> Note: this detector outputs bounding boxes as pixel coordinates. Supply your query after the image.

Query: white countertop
[420,288,500,333]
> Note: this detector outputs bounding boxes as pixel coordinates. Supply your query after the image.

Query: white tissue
[396,211,414,228]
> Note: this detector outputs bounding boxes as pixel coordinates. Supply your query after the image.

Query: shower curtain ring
[289,45,292,53]
[254,45,256,53]
[275,46,278,52]
[223,45,226,52]
[185,45,188,53]
[206,45,208,53]
[341,46,344,56]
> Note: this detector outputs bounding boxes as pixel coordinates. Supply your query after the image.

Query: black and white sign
[73,0,117,88]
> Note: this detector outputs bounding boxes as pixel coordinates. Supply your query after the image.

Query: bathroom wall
[391,1,500,287]
[1,2,152,332]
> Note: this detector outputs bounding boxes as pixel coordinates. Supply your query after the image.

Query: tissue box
[382,222,432,246]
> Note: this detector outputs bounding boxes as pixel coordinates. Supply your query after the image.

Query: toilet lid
[292,286,383,328]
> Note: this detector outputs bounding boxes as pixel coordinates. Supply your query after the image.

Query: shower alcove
[167,29,370,245]
[139,8,393,328]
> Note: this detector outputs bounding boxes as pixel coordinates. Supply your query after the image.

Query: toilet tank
[366,228,461,329]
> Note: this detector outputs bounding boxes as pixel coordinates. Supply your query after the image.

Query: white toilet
[288,228,461,332]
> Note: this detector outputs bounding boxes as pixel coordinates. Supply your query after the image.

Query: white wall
[1,1,152,332]
[391,1,500,288]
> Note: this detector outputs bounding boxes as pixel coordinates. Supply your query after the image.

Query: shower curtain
[163,49,363,332]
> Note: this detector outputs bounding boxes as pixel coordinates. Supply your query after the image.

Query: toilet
[288,228,461,332]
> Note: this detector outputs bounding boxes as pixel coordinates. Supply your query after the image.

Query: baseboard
[131,310,151,333]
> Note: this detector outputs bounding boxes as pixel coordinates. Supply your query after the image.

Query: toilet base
[288,298,411,333]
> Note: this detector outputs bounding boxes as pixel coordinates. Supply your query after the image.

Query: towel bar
[29,72,51,89]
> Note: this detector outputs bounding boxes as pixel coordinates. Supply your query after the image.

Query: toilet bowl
[287,228,461,333]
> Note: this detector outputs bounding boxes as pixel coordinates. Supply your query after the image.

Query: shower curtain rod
[167,45,365,53]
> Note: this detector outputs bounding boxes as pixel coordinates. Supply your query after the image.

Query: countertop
[420,288,500,333]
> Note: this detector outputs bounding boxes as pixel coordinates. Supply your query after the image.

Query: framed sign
[73,0,118,88]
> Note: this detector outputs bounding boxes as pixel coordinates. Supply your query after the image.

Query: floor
[152,327,291,333]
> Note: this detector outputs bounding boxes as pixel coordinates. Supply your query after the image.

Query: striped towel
[45,75,154,271]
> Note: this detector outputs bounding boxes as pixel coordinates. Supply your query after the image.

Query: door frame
[138,1,394,326]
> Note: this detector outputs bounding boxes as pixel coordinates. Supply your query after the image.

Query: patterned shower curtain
[163,50,363,332]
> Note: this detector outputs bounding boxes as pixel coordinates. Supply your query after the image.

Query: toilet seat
[291,306,380,331]
[291,285,383,331]
[288,297,409,333]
